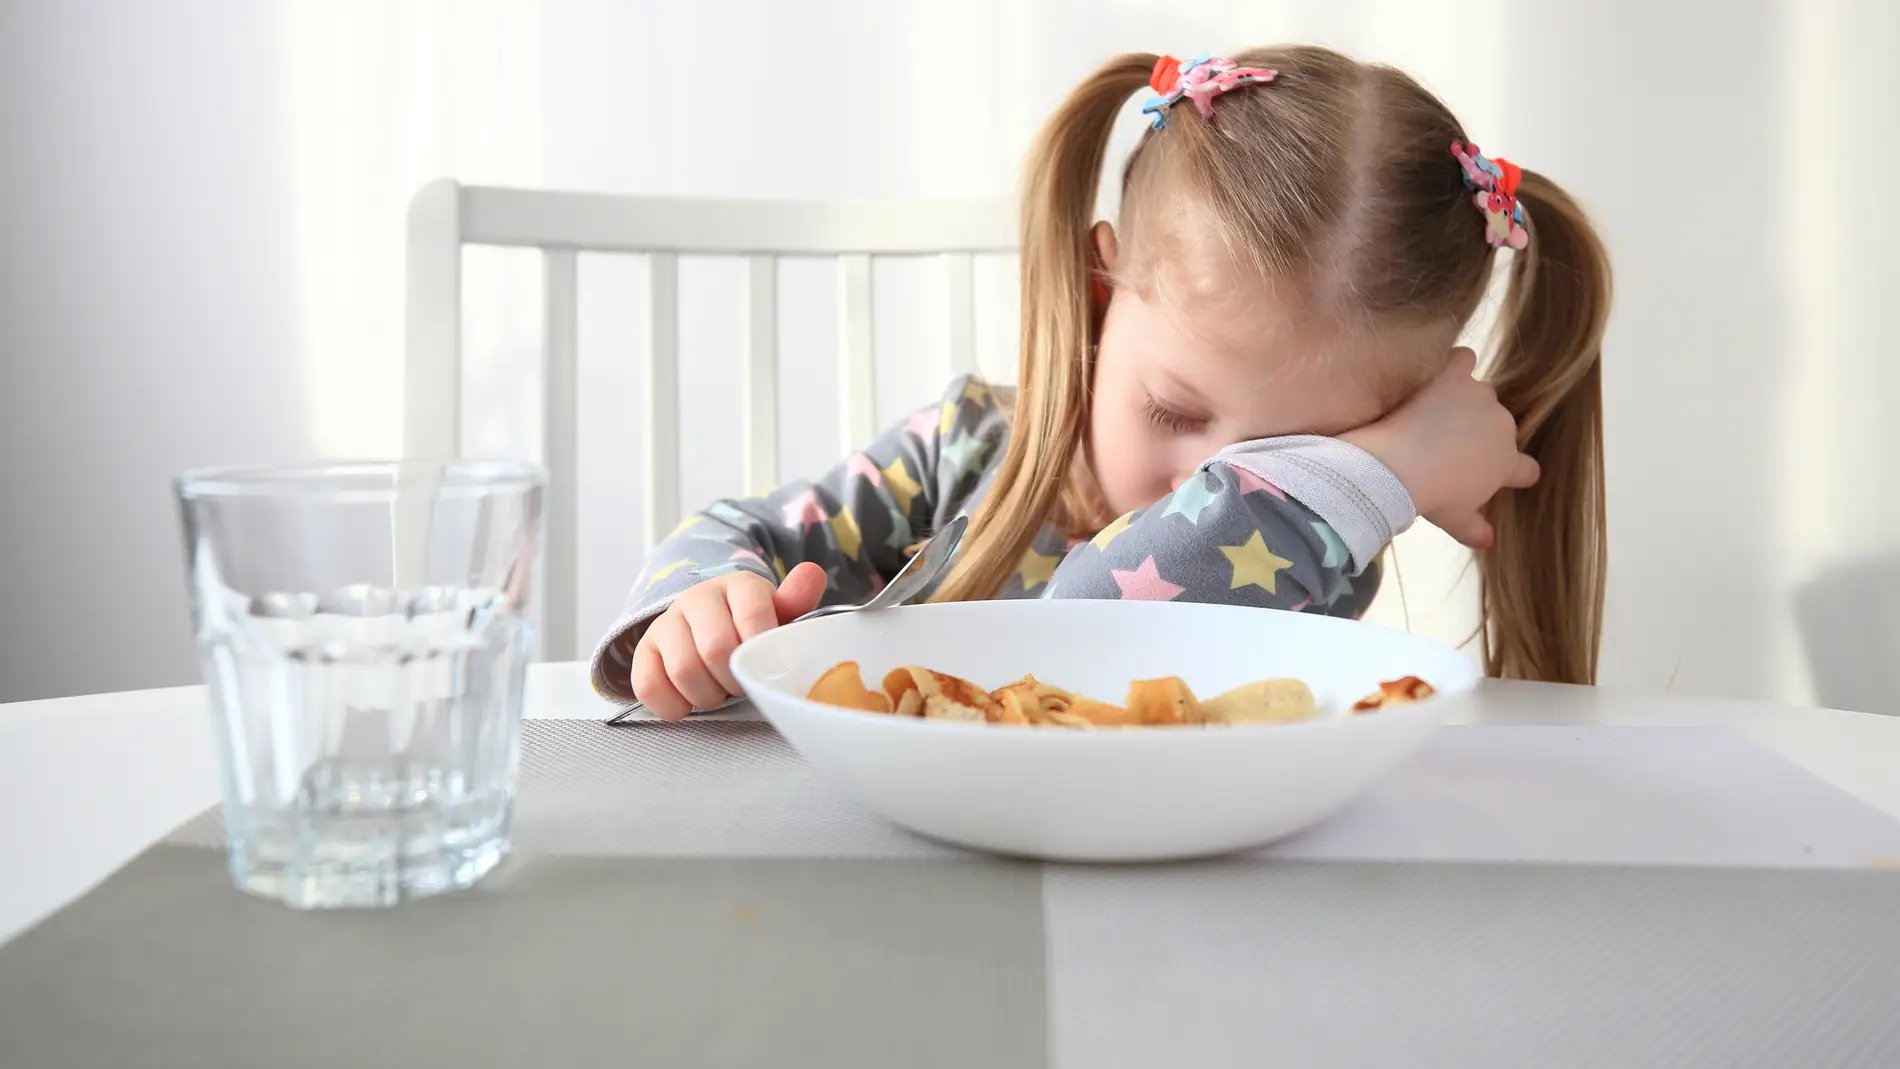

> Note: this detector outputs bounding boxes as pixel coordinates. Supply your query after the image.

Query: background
[2,0,1896,713]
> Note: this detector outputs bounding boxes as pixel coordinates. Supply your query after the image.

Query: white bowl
[731,599,1478,862]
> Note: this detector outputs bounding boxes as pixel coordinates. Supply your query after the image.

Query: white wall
[0,0,309,700]
[2,0,1896,713]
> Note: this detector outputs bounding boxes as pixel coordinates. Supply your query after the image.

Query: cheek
[1090,414,1178,510]
[1087,328,1193,508]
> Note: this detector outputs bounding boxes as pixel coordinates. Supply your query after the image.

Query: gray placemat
[169,721,955,858]
[11,721,1900,1067]
[169,722,1900,870]
[1042,861,1900,1069]
[0,846,1046,1069]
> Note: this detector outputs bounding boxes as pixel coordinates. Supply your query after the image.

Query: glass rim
[176,459,547,501]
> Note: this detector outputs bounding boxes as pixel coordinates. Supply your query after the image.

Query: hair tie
[1141,53,1278,130]
[1450,140,1529,249]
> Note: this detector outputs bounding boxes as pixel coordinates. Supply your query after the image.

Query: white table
[6,669,1900,1068]
[3,667,1896,947]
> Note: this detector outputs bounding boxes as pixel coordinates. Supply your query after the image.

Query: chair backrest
[403,179,1017,660]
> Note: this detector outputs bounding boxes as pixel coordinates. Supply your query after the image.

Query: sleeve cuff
[1209,435,1416,574]
[587,597,679,706]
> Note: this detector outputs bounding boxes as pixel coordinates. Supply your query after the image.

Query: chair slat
[945,252,978,379]
[742,255,780,494]
[403,179,464,460]
[396,180,465,604]
[541,250,580,661]
[838,254,876,453]
[645,253,682,552]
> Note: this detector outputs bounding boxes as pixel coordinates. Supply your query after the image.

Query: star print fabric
[1039,440,1412,614]
[590,376,1410,703]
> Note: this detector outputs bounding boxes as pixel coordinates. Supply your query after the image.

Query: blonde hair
[932,45,1610,686]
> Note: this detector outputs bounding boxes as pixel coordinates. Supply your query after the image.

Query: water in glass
[176,462,544,908]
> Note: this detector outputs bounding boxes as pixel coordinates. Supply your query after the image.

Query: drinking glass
[175,461,545,908]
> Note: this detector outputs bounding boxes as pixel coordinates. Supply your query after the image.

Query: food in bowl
[806,661,1434,728]
[1350,675,1435,711]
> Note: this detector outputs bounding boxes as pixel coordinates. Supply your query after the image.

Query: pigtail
[933,53,1158,601]
[1478,170,1612,684]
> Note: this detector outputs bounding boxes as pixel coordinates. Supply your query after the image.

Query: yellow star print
[1220,531,1293,594]
[881,456,923,513]
[645,558,694,589]
[961,380,991,406]
[829,507,863,560]
[1090,512,1135,552]
[938,399,960,436]
[1016,549,1060,592]
[773,556,787,581]
[667,516,700,540]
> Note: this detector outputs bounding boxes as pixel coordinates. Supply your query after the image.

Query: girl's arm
[1045,437,1414,613]
[589,376,1006,703]
[1047,349,1534,614]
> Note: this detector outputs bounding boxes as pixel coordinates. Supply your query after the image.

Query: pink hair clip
[1141,53,1278,130]
[1450,140,1529,250]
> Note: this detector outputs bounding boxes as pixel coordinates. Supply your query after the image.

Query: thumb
[1433,512,1495,551]
[773,562,828,623]
[1505,453,1541,490]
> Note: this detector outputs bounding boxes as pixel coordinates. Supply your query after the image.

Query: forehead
[1111,277,1450,430]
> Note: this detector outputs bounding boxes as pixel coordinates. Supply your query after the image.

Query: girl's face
[1085,224,1447,518]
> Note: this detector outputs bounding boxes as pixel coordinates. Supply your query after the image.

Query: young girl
[593,45,1609,720]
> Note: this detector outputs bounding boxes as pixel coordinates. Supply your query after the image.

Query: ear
[1091,221,1120,273]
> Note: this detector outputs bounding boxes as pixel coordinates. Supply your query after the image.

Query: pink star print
[781,490,829,533]
[906,409,938,441]
[1227,463,1287,500]
[1111,556,1184,601]
[845,453,883,486]
[1287,596,1312,613]
[730,547,768,570]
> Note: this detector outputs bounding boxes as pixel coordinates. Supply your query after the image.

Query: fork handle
[606,693,746,724]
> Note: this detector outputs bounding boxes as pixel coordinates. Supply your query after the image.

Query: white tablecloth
[5,687,1900,1069]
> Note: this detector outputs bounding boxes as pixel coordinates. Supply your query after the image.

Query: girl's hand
[1341,348,1540,549]
[631,562,828,721]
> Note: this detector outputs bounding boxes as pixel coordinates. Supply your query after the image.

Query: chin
[1105,489,1167,518]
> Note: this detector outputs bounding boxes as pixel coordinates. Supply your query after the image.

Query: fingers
[653,602,728,712]
[632,561,837,722]
[636,572,791,722]
[726,573,780,642]
[1505,453,1542,489]
[681,591,746,697]
[631,620,692,721]
[774,561,829,623]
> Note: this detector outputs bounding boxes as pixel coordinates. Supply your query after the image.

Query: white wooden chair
[402,180,1016,660]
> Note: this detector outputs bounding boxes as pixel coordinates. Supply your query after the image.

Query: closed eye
[1143,394,1207,434]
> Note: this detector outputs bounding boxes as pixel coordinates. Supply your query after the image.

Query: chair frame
[403,179,1015,658]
